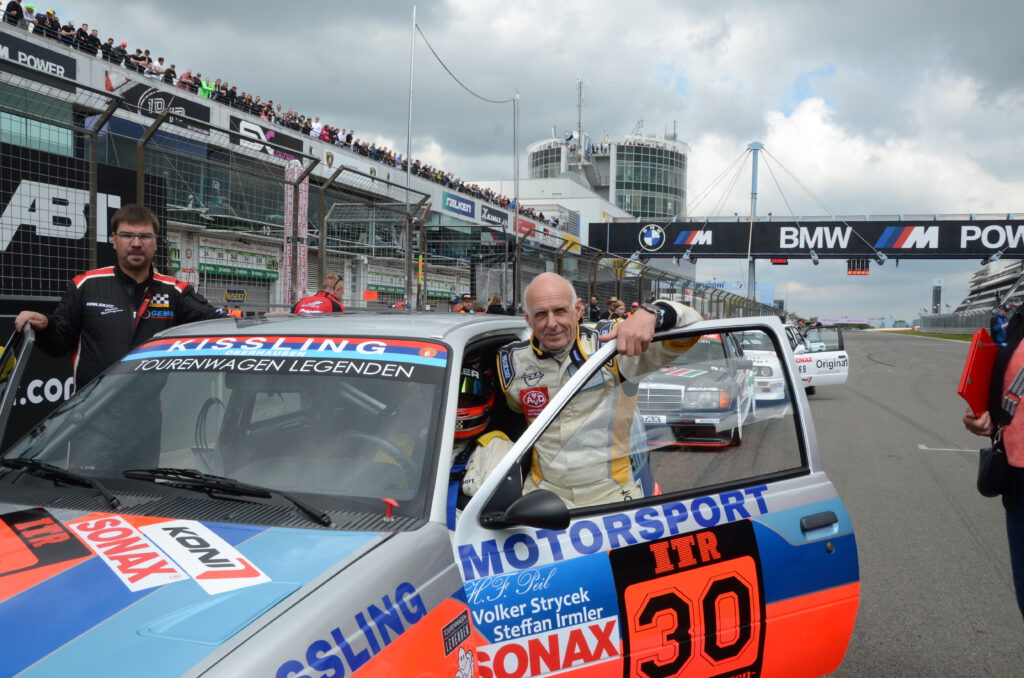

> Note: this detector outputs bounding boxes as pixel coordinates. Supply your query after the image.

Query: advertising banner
[198,236,279,281]
[0,143,138,301]
[0,316,74,451]
[0,31,77,91]
[282,165,309,303]
[589,219,1024,259]
[442,191,475,219]
[228,116,303,161]
[481,205,509,229]
[112,75,211,135]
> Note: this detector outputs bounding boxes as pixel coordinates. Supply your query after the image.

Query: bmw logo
[639,224,665,252]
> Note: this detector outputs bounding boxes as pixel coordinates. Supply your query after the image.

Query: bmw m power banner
[589,219,1024,259]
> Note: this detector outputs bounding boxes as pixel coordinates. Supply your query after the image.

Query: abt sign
[0,180,121,252]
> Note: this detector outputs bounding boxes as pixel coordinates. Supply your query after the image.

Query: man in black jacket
[14,204,222,389]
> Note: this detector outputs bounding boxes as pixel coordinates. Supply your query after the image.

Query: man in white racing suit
[497,273,701,508]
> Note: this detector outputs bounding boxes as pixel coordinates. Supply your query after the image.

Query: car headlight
[757,365,773,377]
[683,388,730,409]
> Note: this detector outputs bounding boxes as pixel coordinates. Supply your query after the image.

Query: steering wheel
[335,432,420,482]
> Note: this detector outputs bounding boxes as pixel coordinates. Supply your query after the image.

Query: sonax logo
[69,516,187,591]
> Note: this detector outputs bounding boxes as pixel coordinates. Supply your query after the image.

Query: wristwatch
[639,303,666,329]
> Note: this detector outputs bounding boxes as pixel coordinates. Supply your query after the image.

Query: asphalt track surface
[819,331,1020,676]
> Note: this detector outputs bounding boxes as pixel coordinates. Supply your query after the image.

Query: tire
[728,402,743,447]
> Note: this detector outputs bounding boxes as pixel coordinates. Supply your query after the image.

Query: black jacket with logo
[35,265,220,387]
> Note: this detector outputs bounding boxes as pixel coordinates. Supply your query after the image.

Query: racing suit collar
[529,325,587,363]
[113,263,154,286]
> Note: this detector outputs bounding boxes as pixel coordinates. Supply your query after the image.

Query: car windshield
[2,335,448,519]
[664,333,728,366]
[739,331,773,351]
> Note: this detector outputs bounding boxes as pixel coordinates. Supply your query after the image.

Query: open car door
[0,329,34,451]
[454,317,858,678]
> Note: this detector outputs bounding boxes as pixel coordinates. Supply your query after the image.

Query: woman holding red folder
[964,305,1024,621]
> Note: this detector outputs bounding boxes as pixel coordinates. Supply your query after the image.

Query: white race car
[786,325,851,395]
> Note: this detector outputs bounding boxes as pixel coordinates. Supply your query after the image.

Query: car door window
[513,329,805,511]
[805,327,843,351]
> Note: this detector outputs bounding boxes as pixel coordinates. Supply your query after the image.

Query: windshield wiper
[123,467,334,527]
[1,458,122,510]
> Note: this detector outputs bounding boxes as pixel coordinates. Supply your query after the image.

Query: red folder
[958,328,999,417]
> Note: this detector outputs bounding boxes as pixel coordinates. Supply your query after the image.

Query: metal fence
[918,309,990,333]
[1,54,779,319]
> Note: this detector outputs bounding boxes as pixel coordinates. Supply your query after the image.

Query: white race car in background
[738,331,788,402]
[785,325,850,395]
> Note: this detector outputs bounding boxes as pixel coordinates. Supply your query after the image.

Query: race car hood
[0,503,392,677]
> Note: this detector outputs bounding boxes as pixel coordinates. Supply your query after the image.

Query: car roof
[156,311,528,346]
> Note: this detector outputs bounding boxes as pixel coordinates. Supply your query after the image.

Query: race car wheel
[728,403,743,447]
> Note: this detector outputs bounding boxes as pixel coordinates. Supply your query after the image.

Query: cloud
[50,0,1024,321]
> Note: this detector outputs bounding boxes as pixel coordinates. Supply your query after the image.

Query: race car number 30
[609,520,765,678]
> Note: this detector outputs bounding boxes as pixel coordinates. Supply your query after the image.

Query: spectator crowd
[3,0,562,230]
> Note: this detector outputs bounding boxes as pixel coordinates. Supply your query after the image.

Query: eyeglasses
[113,232,156,243]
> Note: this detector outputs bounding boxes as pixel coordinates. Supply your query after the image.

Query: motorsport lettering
[459,485,769,580]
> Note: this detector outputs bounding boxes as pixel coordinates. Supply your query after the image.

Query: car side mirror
[736,358,754,370]
[482,489,570,530]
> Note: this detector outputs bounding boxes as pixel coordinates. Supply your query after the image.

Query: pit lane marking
[917,444,977,452]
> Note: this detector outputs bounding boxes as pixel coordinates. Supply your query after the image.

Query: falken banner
[588,218,1024,259]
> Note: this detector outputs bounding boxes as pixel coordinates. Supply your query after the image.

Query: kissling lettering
[275,582,427,678]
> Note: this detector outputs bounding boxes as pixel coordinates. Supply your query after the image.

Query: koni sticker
[609,520,766,678]
[140,520,269,595]
[0,508,90,577]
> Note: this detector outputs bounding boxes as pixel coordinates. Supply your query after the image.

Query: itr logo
[639,224,665,251]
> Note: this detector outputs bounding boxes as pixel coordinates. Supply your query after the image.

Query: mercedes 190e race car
[0,313,859,677]
[637,333,756,447]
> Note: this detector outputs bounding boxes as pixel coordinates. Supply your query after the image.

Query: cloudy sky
[53,0,1024,322]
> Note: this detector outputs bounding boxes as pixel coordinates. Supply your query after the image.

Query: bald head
[523,273,583,353]
[524,273,576,313]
